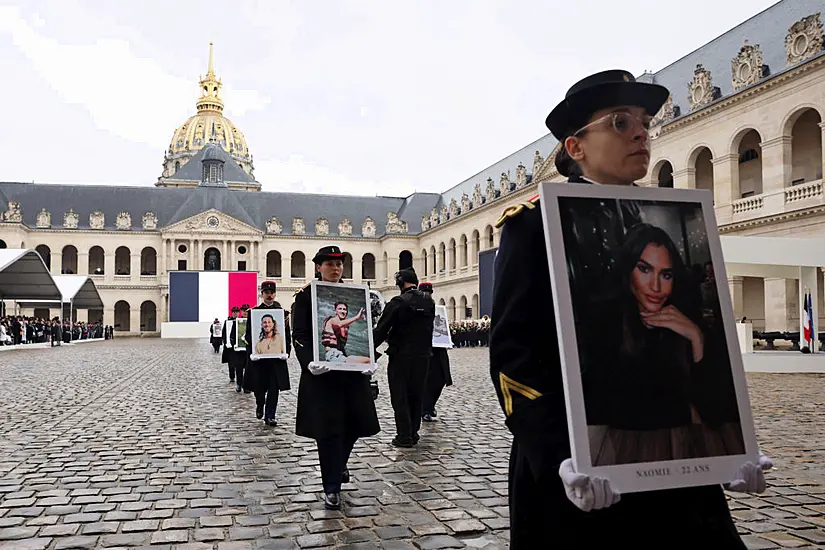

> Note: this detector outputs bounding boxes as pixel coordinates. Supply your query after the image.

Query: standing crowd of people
[210,246,454,511]
[450,318,490,347]
[1,315,113,346]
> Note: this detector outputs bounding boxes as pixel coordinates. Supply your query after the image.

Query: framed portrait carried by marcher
[250,309,288,360]
[234,318,248,351]
[224,319,233,347]
[311,280,377,372]
[212,323,222,338]
[432,305,453,349]
[538,182,758,494]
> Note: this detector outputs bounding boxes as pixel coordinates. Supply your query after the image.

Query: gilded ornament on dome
[472,184,483,208]
[785,13,824,66]
[461,193,470,213]
[292,217,305,235]
[3,201,22,223]
[386,212,407,234]
[315,218,330,236]
[339,218,353,236]
[89,211,105,229]
[516,164,527,188]
[63,209,79,229]
[115,212,131,230]
[362,217,377,237]
[732,40,765,91]
[36,208,51,228]
[266,216,282,234]
[142,212,158,230]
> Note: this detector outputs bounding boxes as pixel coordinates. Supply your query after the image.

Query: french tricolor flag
[169,271,258,322]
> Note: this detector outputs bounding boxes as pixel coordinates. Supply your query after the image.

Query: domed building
[157,43,259,191]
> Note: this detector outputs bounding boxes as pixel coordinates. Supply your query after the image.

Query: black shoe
[324,492,341,510]
[256,404,264,419]
[342,469,350,484]
[392,437,415,448]
[431,409,437,418]
[422,413,434,422]
[236,385,242,393]
[264,417,277,426]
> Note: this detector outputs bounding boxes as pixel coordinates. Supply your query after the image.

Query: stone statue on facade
[688,64,719,111]
[449,198,459,218]
[89,211,105,230]
[533,151,544,177]
[499,172,510,195]
[439,205,449,223]
[3,201,21,223]
[421,215,429,232]
[786,13,824,66]
[266,216,282,234]
[430,208,439,227]
[293,217,305,235]
[516,164,527,188]
[36,208,51,228]
[315,218,330,236]
[386,212,407,234]
[461,193,470,213]
[650,94,676,129]
[116,212,131,230]
[64,209,79,229]
[732,40,765,91]
[362,217,376,237]
[339,218,353,236]
[485,177,496,202]
[472,184,483,208]
[142,212,158,230]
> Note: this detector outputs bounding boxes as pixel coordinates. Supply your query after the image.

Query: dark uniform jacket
[489,176,744,548]
[291,282,380,440]
[220,316,234,364]
[373,287,435,358]
[245,301,292,392]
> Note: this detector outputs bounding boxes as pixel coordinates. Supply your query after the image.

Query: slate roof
[638,0,824,116]
[170,140,255,184]
[0,181,441,237]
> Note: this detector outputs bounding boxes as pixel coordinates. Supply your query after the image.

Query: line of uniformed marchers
[210,245,453,511]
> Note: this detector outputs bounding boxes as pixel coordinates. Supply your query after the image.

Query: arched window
[35,245,51,270]
[343,252,353,279]
[362,253,376,280]
[736,129,763,197]
[115,246,130,275]
[62,245,78,274]
[485,226,494,249]
[140,301,157,332]
[788,108,823,185]
[266,250,282,277]
[448,238,456,271]
[89,246,105,275]
[204,247,221,271]
[140,247,157,275]
[421,249,428,276]
[114,301,130,331]
[291,251,306,278]
[399,250,413,270]
[656,161,674,188]
[460,234,468,267]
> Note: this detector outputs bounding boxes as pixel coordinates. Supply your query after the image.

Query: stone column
[51,251,62,276]
[820,122,825,181]
[130,254,140,279]
[130,307,141,334]
[728,276,744,321]
[103,306,114,327]
[764,277,795,332]
[188,239,194,270]
[281,254,291,280]
[229,240,235,271]
[353,259,363,283]
[673,167,695,189]
[759,135,792,212]
[712,154,737,225]
[78,251,89,276]
[104,252,115,281]
[159,239,167,278]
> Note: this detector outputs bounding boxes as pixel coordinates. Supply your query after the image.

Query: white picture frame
[223,319,233,347]
[211,323,222,338]
[311,279,377,372]
[432,304,453,349]
[249,308,288,361]
[234,317,248,351]
[538,182,758,494]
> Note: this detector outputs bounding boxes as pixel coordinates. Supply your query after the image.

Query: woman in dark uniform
[291,245,380,510]
[489,69,772,548]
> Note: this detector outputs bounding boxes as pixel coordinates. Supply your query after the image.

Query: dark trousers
[230,353,246,388]
[228,363,235,381]
[423,362,446,415]
[255,369,280,419]
[211,341,220,353]
[387,356,428,442]
[317,435,357,494]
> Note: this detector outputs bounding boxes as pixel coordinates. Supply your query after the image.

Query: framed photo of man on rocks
[537,182,758,494]
[432,305,453,348]
[249,309,288,360]
[234,318,248,351]
[311,280,377,372]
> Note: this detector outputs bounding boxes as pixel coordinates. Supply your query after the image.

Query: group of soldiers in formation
[205,246,455,511]
[450,318,490,347]
[0,316,113,346]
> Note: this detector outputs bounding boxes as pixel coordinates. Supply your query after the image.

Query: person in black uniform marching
[373,267,435,447]
[490,69,772,549]
[417,282,453,422]
[228,305,251,393]
[246,281,291,426]
[209,318,222,353]
[292,246,380,510]
[221,307,239,383]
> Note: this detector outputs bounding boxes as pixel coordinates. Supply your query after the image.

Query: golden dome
[162,43,254,179]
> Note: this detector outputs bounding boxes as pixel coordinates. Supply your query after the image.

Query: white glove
[308,362,331,375]
[725,451,773,494]
[558,458,621,512]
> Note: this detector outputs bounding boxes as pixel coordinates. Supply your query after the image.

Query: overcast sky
[0,0,780,197]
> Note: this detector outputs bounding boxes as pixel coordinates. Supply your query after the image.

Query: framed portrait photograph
[538,182,758,494]
[234,317,248,351]
[224,319,233,347]
[212,323,222,338]
[249,309,288,360]
[432,304,454,349]
[311,280,377,372]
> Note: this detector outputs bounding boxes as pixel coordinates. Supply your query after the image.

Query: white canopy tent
[0,249,62,305]
[16,275,104,310]
[721,235,825,352]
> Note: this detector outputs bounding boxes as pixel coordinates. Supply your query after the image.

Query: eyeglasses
[573,111,652,137]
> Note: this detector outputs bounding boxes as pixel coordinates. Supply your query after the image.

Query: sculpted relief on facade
[142,212,158,230]
[36,208,51,228]
[732,40,766,91]
[421,215,429,232]
[339,218,353,236]
[362,217,376,237]
[472,184,483,209]
[292,217,305,235]
[461,193,470,213]
[3,201,21,223]
[266,216,282,234]
[687,64,720,111]
[449,198,459,218]
[485,177,496,202]
[650,94,676,129]
[429,208,439,227]
[89,211,105,230]
[439,205,449,224]
[63,209,79,229]
[116,212,131,230]
[532,150,544,177]
[516,164,527,188]
[499,172,510,195]
[315,218,330,236]
[386,212,407,234]
[786,13,824,66]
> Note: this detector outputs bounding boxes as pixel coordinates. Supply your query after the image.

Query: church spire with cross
[196,42,224,114]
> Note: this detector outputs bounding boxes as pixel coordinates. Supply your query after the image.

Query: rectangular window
[178,260,187,271]
[238,261,247,271]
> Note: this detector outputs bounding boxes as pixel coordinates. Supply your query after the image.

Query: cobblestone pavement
[0,340,823,549]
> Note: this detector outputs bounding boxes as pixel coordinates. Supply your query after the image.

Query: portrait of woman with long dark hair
[586,222,745,466]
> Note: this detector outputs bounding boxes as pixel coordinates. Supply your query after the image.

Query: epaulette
[294,282,311,296]
[495,194,540,228]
